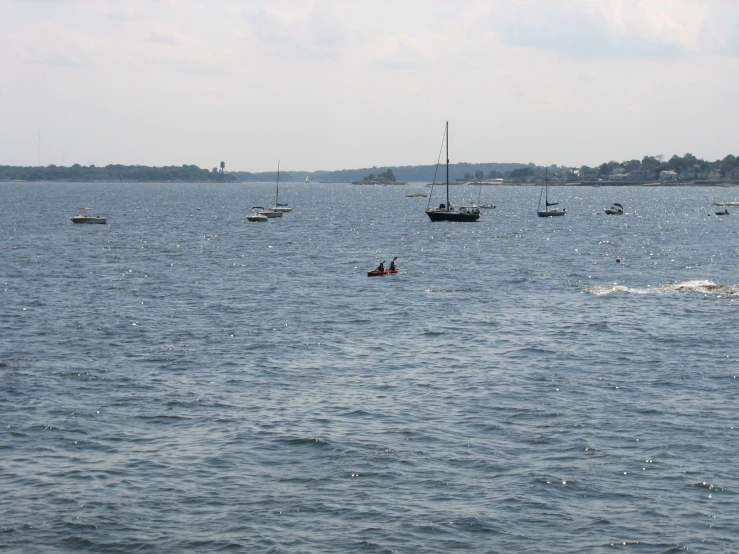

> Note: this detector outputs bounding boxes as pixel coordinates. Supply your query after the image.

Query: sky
[1,0,738,172]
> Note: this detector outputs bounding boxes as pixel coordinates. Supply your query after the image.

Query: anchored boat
[425,122,480,222]
[71,207,106,224]
[537,168,565,217]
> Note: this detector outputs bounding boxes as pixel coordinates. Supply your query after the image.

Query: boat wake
[585,280,739,297]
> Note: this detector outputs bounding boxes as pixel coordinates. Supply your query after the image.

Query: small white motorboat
[71,207,106,224]
[247,207,268,222]
[605,203,624,215]
[258,207,282,218]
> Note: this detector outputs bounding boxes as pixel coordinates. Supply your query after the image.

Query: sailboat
[272,160,291,212]
[537,168,565,217]
[426,122,480,222]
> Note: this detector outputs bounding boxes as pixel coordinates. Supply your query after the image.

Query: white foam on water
[585,280,739,297]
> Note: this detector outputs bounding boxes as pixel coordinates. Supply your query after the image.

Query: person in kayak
[389,259,396,271]
[376,261,385,272]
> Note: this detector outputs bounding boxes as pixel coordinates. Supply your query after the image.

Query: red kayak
[367,269,399,277]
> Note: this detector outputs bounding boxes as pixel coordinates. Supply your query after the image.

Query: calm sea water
[2,181,738,553]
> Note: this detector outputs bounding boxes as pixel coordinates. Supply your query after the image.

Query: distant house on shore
[660,170,678,182]
[628,170,653,180]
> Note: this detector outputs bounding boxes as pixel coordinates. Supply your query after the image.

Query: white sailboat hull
[259,209,282,218]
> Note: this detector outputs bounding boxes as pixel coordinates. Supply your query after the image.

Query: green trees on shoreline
[0,163,237,182]
[2,152,737,183]
[579,153,738,180]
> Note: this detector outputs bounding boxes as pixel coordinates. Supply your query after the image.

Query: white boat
[259,207,282,218]
[272,160,292,212]
[247,207,268,222]
[71,207,106,224]
[477,184,496,209]
[537,168,565,217]
[425,122,481,222]
[605,203,624,215]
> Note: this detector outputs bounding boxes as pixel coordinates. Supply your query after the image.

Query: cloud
[357,33,440,71]
[105,4,154,23]
[485,0,734,59]
[12,21,98,67]
[2,0,738,170]
[243,3,348,60]
[149,23,185,45]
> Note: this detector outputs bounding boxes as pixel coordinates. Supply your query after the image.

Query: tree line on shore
[235,153,739,183]
[579,153,739,180]
[0,163,236,182]
[233,162,528,183]
[2,153,737,183]
[484,153,739,181]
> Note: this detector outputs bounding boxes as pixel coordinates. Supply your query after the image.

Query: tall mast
[276,160,280,205]
[545,167,548,208]
[445,121,449,211]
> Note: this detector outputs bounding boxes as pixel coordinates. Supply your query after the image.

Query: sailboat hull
[426,208,480,222]
[260,210,283,218]
[537,210,566,217]
[71,216,106,224]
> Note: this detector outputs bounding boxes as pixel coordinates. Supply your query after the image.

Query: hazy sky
[1,0,738,172]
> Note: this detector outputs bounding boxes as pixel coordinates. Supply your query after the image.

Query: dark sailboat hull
[71,216,107,224]
[426,209,480,222]
[537,210,565,218]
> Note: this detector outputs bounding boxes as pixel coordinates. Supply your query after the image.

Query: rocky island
[352,168,405,185]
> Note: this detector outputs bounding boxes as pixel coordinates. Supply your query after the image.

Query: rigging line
[427,125,447,210]
[538,183,544,212]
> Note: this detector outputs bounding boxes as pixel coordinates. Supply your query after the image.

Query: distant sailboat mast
[275,160,280,207]
[445,121,450,211]
[273,159,292,212]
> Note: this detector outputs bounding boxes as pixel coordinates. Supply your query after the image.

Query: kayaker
[389,260,396,271]
[376,261,385,272]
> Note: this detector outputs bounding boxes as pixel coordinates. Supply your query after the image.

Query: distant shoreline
[435,180,739,187]
[0,179,238,184]
[2,178,738,187]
